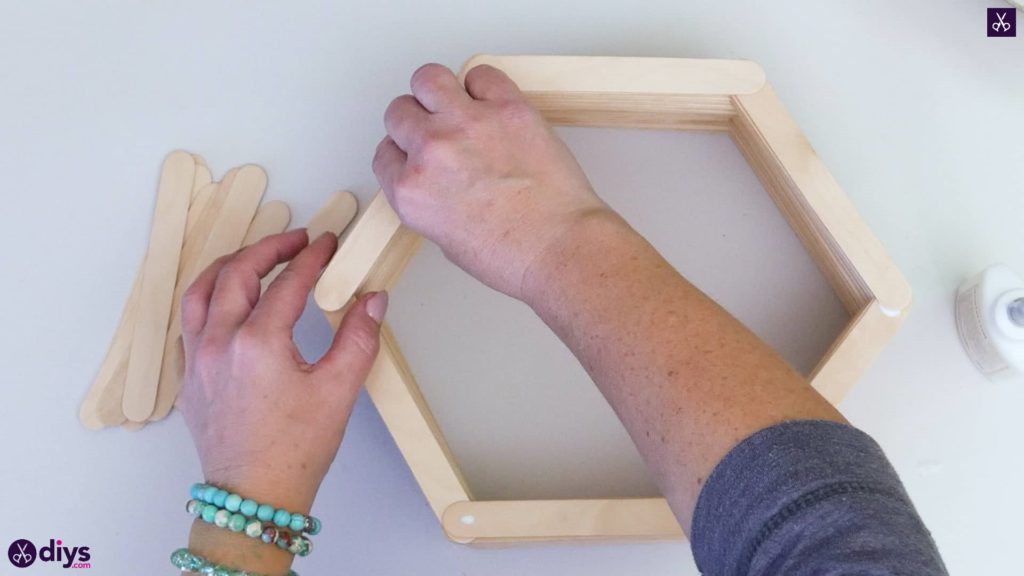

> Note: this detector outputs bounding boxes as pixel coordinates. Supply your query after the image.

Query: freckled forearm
[522,210,844,533]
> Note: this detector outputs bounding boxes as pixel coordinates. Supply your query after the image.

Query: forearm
[522,209,845,533]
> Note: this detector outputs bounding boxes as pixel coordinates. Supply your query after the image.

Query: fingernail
[365,291,389,324]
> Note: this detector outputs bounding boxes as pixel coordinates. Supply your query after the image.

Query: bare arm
[374,63,843,533]
[521,209,844,531]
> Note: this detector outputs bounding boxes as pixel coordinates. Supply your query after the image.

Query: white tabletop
[1,1,1021,574]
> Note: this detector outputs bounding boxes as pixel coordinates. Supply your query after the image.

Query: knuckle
[419,136,456,162]
[346,324,381,358]
[232,325,264,352]
[499,98,536,124]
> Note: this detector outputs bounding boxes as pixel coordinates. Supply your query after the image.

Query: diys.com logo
[7,538,91,569]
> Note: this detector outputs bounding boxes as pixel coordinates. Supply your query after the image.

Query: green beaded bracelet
[187,500,314,557]
[170,548,299,576]
[191,483,321,535]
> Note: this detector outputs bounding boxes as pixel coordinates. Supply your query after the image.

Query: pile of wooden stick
[79,151,359,430]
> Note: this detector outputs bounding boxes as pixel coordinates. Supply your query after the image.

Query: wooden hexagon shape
[315,55,912,544]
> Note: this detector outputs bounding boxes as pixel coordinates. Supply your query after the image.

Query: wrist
[520,205,631,309]
[201,468,319,515]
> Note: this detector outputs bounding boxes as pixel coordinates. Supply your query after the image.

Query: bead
[261,525,278,545]
[186,499,202,516]
[244,519,263,538]
[304,516,321,535]
[202,505,217,524]
[289,513,306,532]
[170,548,193,570]
[287,535,304,555]
[239,499,259,517]
[297,535,313,557]
[273,509,291,528]
[228,513,246,532]
[170,548,300,576]
[190,483,204,500]
[276,530,292,550]
[202,485,217,503]
[224,493,242,513]
[214,509,231,528]
[213,489,229,507]
[256,504,275,522]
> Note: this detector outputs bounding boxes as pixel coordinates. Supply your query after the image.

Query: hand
[372,63,612,300]
[178,229,388,512]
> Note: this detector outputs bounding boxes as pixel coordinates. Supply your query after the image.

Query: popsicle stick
[79,271,142,429]
[122,151,196,422]
[192,164,212,200]
[314,191,400,311]
[260,191,358,294]
[307,190,358,239]
[149,165,268,421]
[81,166,212,429]
[242,200,292,247]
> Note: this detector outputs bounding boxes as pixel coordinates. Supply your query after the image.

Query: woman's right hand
[372,63,612,301]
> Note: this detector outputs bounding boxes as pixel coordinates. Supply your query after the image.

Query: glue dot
[459,515,475,525]
[879,305,901,318]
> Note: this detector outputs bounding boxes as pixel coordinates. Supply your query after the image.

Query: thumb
[316,291,388,393]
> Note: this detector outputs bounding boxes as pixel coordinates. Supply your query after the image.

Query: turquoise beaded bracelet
[188,500,313,557]
[190,483,322,535]
[170,548,299,576]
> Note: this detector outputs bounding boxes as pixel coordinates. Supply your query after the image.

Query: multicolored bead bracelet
[170,548,299,576]
[187,500,314,557]
[190,483,322,535]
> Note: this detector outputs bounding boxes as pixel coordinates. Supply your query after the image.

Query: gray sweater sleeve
[690,420,947,575]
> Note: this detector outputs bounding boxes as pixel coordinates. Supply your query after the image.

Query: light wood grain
[260,191,358,295]
[242,201,292,247]
[809,300,906,404]
[461,55,766,96]
[731,85,912,314]
[314,191,402,311]
[122,151,196,422]
[441,499,682,543]
[149,165,267,421]
[81,163,218,430]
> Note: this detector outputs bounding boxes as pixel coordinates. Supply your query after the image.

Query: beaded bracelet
[191,483,321,535]
[188,500,313,557]
[170,548,299,576]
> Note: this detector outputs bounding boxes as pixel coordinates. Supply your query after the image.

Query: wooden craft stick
[81,177,219,430]
[307,190,358,239]
[122,151,196,422]
[148,165,267,421]
[79,270,142,429]
[262,191,358,294]
[242,200,292,247]
[441,498,682,543]
[461,55,766,96]
[314,191,403,311]
[192,164,212,200]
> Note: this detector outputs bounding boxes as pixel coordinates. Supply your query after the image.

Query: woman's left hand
[178,229,388,513]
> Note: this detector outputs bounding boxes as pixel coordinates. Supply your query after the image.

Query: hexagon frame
[315,55,912,544]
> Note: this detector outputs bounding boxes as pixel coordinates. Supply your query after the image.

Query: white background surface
[1,1,1022,574]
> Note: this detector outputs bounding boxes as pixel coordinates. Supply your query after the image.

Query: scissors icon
[992,11,1011,32]
[11,541,34,565]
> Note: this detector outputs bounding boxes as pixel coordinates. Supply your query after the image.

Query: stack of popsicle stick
[79,151,359,430]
